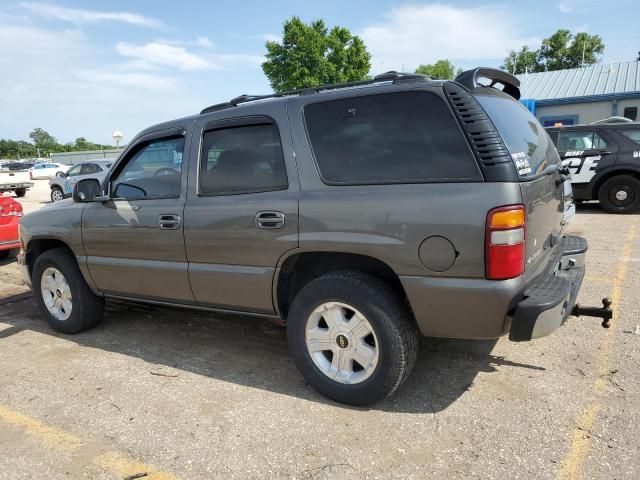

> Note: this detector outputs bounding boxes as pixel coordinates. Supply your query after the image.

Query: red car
[0,195,22,260]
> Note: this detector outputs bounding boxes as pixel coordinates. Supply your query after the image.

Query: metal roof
[517,61,640,101]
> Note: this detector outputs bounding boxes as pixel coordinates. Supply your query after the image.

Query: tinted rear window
[304,91,480,185]
[619,128,640,145]
[475,90,559,178]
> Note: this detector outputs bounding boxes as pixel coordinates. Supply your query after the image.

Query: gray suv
[18,68,611,405]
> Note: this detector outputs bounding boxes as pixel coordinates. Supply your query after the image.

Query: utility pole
[512,52,519,75]
[581,40,586,68]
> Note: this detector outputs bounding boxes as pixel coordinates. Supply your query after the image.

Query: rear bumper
[0,182,33,191]
[509,236,587,341]
[400,235,588,340]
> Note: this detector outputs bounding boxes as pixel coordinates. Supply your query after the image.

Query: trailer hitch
[571,298,613,328]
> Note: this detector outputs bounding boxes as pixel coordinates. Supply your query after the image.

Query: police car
[547,120,640,213]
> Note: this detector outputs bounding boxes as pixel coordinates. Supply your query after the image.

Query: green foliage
[503,46,539,75]
[415,59,457,80]
[0,129,112,159]
[503,29,605,74]
[262,17,371,92]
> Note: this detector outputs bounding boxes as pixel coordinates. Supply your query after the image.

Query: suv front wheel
[288,271,419,405]
[32,248,105,334]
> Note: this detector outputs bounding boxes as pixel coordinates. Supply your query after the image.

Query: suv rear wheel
[32,248,104,334]
[287,271,418,405]
[598,175,640,213]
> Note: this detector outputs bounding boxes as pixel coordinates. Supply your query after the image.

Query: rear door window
[199,123,288,195]
[556,130,606,151]
[304,91,480,185]
[475,90,560,178]
[619,129,640,145]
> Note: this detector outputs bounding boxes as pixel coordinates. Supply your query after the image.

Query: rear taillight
[486,205,525,280]
[0,200,23,218]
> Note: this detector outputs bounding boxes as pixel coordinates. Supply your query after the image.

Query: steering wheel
[154,167,180,176]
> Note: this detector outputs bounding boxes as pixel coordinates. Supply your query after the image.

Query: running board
[571,298,613,328]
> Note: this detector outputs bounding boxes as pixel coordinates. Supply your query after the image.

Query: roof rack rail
[199,71,430,114]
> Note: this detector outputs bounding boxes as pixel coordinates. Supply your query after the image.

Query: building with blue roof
[517,61,640,126]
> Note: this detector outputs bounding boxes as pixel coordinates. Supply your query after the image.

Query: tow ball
[571,298,613,328]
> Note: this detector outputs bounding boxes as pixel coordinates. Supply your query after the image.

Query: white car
[29,163,70,180]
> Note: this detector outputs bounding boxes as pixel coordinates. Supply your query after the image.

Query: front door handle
[158,214,181,230]
[255,211,285,229]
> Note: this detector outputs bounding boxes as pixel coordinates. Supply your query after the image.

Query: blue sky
[1,0,638,145]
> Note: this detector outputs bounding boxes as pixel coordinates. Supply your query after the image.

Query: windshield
[475,90,560,179]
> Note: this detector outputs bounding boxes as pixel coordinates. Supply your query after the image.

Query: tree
[502,29,605,74]
[502,46,539,74]
[415,59,457,79]
[29,128,57,148]
[262,17,371,92]
[539,30,604,70]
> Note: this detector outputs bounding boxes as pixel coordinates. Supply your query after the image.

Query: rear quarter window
[475,90,560,178]
[304,91,480,185]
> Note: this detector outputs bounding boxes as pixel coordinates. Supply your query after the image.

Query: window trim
[196,116,290,197]
[108,132,186,201]
[301,90,483,187]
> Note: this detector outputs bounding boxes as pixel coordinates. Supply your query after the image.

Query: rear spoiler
[454,68,521,100]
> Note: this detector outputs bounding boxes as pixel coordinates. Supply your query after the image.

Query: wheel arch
[25,238,74,277]
[590,166,640,199]
[274,251,410,320]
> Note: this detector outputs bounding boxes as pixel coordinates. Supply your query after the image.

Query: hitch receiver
[571,298,613,328]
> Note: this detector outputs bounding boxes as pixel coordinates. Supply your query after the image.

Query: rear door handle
[255,211,285,229]
[158,214,181,230]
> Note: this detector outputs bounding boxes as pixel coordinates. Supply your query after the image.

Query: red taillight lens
[0,200,23,218]
[486,205,525,280]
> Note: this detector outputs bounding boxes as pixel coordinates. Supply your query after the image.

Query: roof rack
[200,71,430,114]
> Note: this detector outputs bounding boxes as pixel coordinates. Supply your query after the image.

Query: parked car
[49,160,113,202]
[0,169,33,197]
[29,162,70,180]
[0,195,23,260]
[547,122,640,213]
[18,68,612,405]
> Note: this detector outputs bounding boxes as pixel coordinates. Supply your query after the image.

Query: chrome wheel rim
[615,190,628,201]
[51,189,63,201]
[305,302,379,384]
[40,267,72,321]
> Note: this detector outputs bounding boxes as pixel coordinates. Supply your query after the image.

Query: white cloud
[360,4,539,71]
[20,2,162,28]
[155,36,215,48]
[116,42,211,71]
[557,1,573,12]
[76,71,177,91]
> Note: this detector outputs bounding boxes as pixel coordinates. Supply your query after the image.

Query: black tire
[14,189,26,198]
[32,248,104,334]
[50,186,64,202]
[598,175,640,214]
[0,249,18,261]
[287,271,419,406]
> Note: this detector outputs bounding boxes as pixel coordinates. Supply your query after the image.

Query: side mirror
[73,178,103,202]
[56,171,67,178]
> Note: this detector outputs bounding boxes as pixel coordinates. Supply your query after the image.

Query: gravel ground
[0,182,638,479]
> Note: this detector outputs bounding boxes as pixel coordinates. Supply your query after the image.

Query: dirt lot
[0,181,639,479]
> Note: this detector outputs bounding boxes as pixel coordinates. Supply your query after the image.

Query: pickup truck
[0,169,33,197]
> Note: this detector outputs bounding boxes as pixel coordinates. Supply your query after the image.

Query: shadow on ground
[0,294,545,414]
